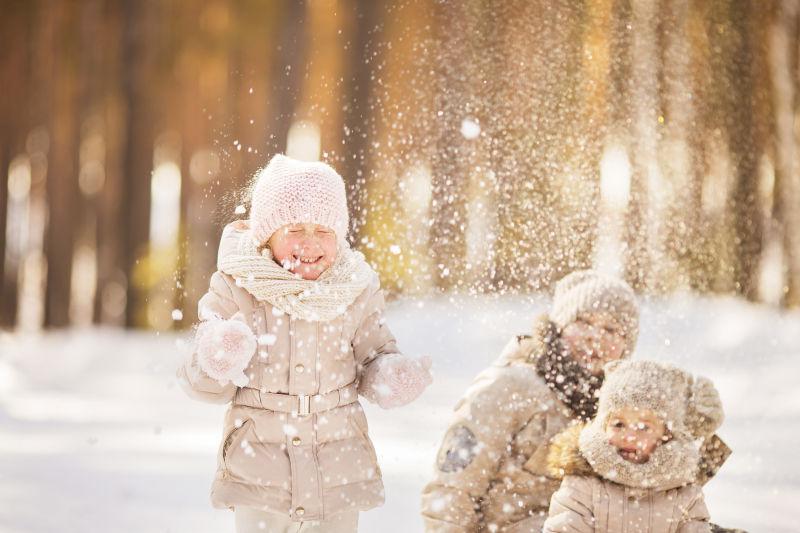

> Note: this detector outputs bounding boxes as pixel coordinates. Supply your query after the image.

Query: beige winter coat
[177,227,400,521]
[421,319,574,533]
[543,425,711,533]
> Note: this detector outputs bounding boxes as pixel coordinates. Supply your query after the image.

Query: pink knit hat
[249,154,349,245]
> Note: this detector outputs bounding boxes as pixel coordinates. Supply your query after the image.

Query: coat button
[295,506,305,517]
[292,436,302,446]
[295,364,305,373]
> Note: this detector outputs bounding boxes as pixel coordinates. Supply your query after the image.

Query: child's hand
[195,315,256,387]
[370,354,433,409]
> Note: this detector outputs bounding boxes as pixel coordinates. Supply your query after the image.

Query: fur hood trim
[546,422,699,490]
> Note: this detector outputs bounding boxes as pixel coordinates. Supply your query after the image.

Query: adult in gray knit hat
[422,269,640,533]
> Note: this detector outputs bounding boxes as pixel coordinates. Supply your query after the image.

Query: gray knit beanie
[550,269,639,354]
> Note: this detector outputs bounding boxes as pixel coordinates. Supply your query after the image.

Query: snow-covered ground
[0,294,798,533]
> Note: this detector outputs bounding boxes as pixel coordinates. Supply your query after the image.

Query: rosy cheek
[271,246,288,262]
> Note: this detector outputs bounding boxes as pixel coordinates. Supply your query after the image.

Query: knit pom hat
[550,269,639,354]
[249,154,349,245]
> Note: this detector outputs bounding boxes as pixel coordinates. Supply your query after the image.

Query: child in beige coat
[544,359,725,533]
[178,154,432,533]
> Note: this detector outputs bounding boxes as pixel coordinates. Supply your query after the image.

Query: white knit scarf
[218,230,376,322]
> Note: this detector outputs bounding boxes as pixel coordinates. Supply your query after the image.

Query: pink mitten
[369,354,433,409]
[195,317,256,387]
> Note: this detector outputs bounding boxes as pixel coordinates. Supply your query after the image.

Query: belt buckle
[297,394,311,416]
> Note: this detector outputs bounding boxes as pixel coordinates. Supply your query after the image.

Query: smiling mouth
[617,448,647,463]
[293,255,323,267]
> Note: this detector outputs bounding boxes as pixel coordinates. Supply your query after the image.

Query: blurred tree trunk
[341,0,384,243]
[18,2,57,331]
[357,0,435,294]
[179,1,250,326]
[792,1,800,306]
[485,0,536,292]
[176,2,225,327]
[0,2,32,328]
[727,1,767,301]
[608,0,632,150]
[70,0,105,327]
[428,0,477,290]
[682,2,715,292]
[490,0,586,292]
[43,3,81,328]
[0,128,8,326]
[121,0,158,328]
[622,0,660,292]
[659,0,700,290]
[770,0,800,307]
[265,0,307,158]
[298,0,345,163]
[560,0,607,278]
[231,2,280,189]
[700,0,739,293]
[93,0,127,325]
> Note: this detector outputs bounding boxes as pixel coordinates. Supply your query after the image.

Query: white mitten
[194,316,256,387]
[366,354,433,409]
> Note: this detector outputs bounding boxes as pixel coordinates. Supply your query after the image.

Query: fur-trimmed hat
[550,270,639,354]
[574,359,724,489]
[595,359,724,439]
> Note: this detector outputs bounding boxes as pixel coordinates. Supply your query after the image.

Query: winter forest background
[1,1,799,532]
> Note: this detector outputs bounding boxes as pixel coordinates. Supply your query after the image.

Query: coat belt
[233,383,359,415]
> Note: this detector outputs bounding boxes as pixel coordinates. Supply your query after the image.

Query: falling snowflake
[460,118,480,140]
[258,334,277,346]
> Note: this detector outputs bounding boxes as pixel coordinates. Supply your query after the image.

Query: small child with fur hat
[543,359,725,533]
[177,154,432,533]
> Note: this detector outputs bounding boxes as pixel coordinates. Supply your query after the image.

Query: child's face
[268,223,338,280]
[560,312,628,376]
[605,406,667,464]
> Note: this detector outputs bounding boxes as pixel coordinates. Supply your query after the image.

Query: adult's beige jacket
[421,319,573,532]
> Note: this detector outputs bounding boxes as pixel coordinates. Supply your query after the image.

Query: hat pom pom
[685,376,724,438]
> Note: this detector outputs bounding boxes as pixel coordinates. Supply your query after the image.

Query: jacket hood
[546,421,699,491]
[216,220,253,269]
